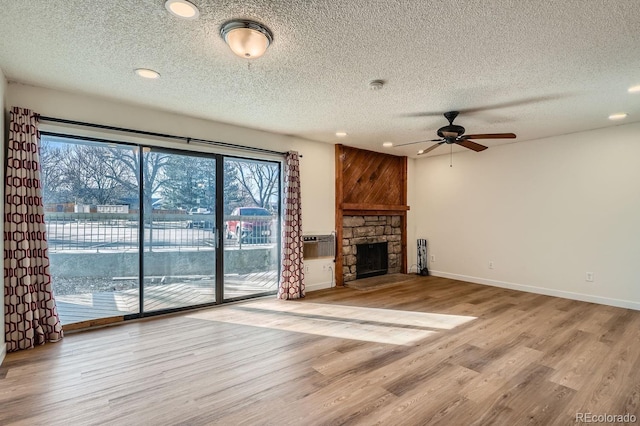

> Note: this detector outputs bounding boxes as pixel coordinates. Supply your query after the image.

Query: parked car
[225,207,273,243]
[186,207,214,229]
[188,207,211,215]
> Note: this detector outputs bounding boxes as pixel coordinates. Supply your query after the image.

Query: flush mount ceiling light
[628,85,640,93]
[134,68,160,79]
[221,20,273,59]
[382,142,393,147]
[335,132,348,137]
[165,0,199,19]
[608,113,628,120]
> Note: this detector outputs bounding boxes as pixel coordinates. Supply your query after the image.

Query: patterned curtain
[277,151,305,300]
[4,107,63,352]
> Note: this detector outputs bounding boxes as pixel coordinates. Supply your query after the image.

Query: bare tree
[103,148,169,211]
[103,148,170,250]
[39,140,69,203]
[229,161,279,210]
[61,145,129,205]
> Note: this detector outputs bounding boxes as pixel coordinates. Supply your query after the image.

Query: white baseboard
[305,281,334,292]
[430,270,640,311]
[0,343,6,366]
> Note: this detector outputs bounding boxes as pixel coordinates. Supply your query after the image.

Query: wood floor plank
[1,275,639,425]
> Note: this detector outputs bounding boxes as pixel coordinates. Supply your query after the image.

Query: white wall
[7,83,336,290]
[406,158,418,273]
[413,123,640,310]
[0,68,6,364]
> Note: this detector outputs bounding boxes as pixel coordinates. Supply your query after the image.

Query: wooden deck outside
[55,270,278,326]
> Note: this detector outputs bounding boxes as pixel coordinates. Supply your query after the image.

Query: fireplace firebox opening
[356,242,388,279]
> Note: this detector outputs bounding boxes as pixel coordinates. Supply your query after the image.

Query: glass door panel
[143,150,216,311]
[223,158,280,300]
[41,135,140,325]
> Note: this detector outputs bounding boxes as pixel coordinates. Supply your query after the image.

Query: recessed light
[165,0,199,19]
[382,142,393,148]
[628,85,640,93]
[134,68,160,79]
[608,113,628,120]
[335,132,347,137]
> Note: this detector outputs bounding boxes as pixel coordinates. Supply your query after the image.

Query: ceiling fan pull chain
[450,144,453,167]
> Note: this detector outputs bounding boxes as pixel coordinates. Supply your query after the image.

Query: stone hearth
[342,215,402,283]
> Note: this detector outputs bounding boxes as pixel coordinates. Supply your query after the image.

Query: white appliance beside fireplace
[302,234,336,292]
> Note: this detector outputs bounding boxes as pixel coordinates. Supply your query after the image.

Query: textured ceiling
[0,0,639,157]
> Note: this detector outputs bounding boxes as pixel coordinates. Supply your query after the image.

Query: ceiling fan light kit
[436,111,465,139]
[221,20,273,58]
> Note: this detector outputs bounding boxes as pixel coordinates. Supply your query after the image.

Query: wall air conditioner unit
[302,235,336,260]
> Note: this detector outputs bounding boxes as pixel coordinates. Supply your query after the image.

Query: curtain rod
[38,115,298,157]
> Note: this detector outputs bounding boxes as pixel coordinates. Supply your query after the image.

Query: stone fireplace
[342,215,402,283]
[335,144,409,286]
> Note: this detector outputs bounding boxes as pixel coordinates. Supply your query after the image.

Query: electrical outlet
[305,266,310,273]
[489,261,494,269]
[586,272,594,282]
[322,265,328,271]
[430,255,435,262]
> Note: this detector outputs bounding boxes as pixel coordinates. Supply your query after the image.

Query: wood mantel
[335,144,409,286]
[341,203,410,215]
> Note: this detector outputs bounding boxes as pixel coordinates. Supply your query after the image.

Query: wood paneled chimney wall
[335,145,409,286]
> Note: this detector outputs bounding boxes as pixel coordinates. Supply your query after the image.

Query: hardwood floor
[1,276,639,425]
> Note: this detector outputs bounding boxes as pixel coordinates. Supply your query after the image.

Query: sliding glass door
[143,149,217,312]
[41,135,281,325]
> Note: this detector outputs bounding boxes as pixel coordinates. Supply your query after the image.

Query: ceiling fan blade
[417,141,445,155]
[461,133,516,139]
[395,138,443,147]
[455,139,488,152]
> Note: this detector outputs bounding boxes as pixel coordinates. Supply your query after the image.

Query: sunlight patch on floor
[247,300,476,330]
[187,301,476,346]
